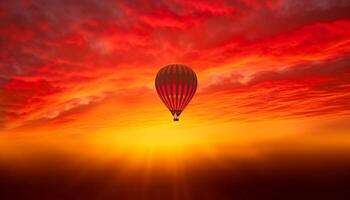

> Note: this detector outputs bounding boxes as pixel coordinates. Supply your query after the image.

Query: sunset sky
[1,0,350,199]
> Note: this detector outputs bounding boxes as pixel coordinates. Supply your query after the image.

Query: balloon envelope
[155,64,197,121]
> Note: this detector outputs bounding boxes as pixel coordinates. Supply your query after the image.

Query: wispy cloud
[0,0,349,130]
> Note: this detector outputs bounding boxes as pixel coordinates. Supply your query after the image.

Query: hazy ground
[1,135,349,200]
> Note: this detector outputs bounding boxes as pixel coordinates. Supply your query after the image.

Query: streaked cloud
[0,0,349,130]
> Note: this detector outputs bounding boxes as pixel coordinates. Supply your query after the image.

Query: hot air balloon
[155,64,197,121]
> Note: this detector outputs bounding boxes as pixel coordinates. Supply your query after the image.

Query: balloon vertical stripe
[175,65,179,111]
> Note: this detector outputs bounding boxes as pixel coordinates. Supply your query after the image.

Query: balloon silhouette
[155,64,197,121]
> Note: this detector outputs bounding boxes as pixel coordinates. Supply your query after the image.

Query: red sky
[0,0,350,199]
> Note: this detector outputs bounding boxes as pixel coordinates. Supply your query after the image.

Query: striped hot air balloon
[155,64,197,121]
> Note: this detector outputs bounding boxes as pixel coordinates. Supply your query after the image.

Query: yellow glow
[1,115,350,173]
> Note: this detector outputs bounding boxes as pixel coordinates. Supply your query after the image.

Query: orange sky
[0,0,350,199]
